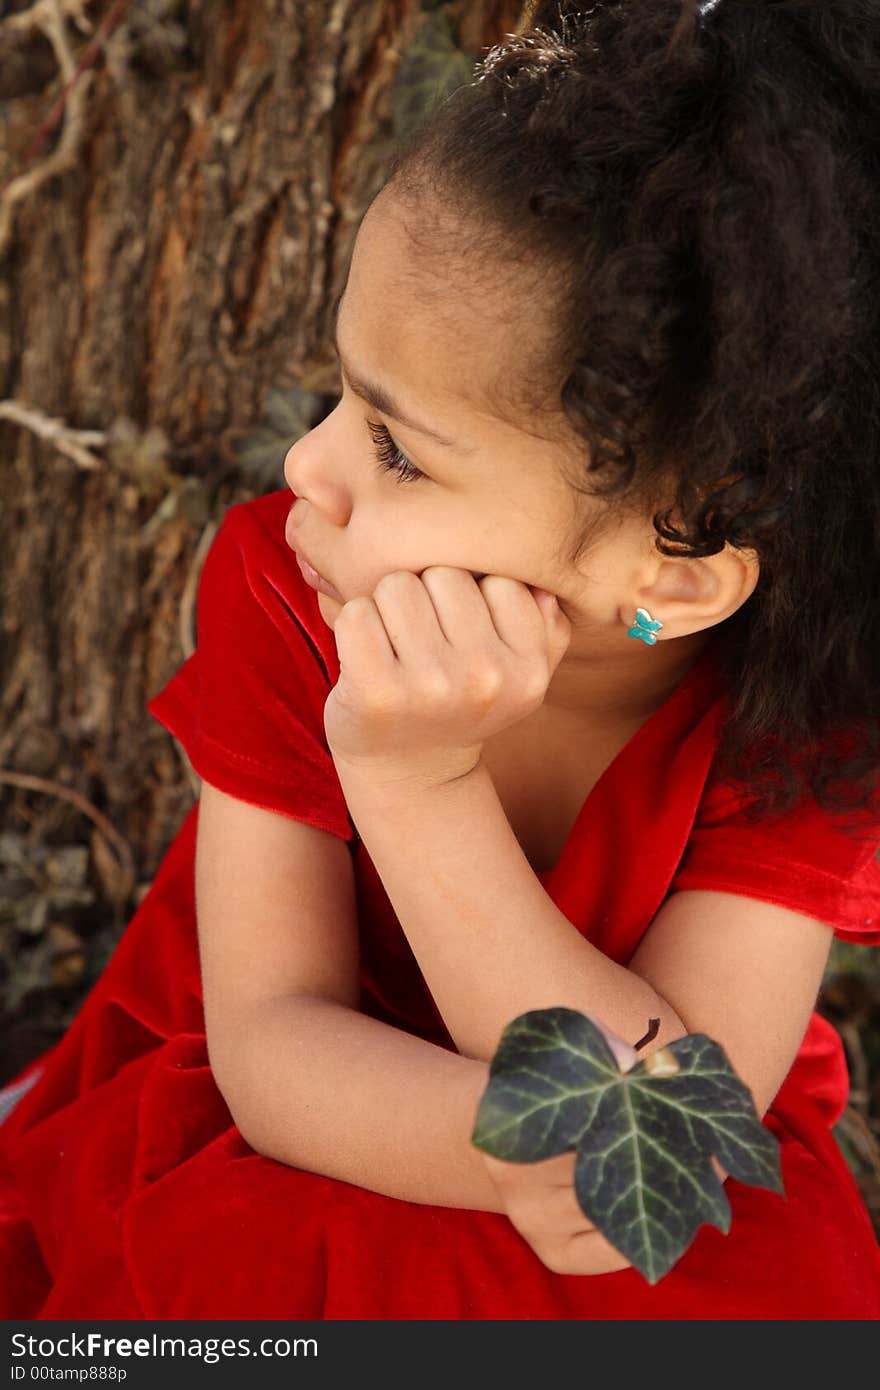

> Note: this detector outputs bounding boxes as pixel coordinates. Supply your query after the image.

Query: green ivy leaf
[391,10,478,145]
[471,1008,784,1284]
[230,385,324,492]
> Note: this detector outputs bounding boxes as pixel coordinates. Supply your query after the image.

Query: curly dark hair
[380,0,880,837]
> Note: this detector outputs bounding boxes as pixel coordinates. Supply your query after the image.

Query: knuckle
[419,668,452,704]
[337,595,372,623]
[465,662,504,703]
[373,571,409,598]
[364,684,401,717]
[522,665,550,704]
[337,678,393,718]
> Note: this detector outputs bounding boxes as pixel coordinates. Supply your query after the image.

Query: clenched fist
[324,567,571,791]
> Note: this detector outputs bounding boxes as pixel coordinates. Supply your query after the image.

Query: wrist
[331,749,486,800]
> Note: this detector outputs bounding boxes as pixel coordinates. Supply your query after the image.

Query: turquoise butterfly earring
[627,607,663,646]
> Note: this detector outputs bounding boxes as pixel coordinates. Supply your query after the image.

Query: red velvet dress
[2,489,879,1320]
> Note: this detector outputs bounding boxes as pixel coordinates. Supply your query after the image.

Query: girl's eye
[367,420,426,484]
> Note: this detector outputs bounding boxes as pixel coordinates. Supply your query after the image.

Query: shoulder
[202,489,341,688]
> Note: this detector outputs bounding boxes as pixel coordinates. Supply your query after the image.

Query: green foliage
[472,1008,784,1284]
[233,386,324,494]
[391,10,478,145]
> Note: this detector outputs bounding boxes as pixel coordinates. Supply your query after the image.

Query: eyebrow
[332,292,469,453]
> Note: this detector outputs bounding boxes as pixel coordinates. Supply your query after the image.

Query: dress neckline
[536,638,724,884]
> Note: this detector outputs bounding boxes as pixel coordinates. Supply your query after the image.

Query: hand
[478,1023,640,1277]
[324,567,571,791]
[480,1149,634,1276]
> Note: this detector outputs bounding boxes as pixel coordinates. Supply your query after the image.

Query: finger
[531,586,560,622]
[557,1227,633,1276]
[471,575,553,654]
[507,1164,605,1253]
[417,567,503,649]
[531,587,573,671]
[603,1028,640,1073]
[370,570,453,663]
[493,580,572,671]
[334,595,399,675]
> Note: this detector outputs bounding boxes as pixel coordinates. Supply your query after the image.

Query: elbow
[216,1073,274,1158]
[632,986,777,1122]
[205,1030,263,1155]
[210,1061,252,1147]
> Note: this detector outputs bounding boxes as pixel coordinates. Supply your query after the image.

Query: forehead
[343,194,567,446]
[345,201,487,372]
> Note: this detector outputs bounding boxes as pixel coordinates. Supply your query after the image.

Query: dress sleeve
[146,499,354,842]
[670,769,880,946]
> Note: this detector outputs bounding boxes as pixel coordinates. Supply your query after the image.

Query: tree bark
[0,0,527,1080]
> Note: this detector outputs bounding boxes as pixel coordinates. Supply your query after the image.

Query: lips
[296,546,340,596]
[285,511,342,599]
[294,550,335,595]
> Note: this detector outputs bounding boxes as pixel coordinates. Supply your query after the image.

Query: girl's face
[284,190,734,717]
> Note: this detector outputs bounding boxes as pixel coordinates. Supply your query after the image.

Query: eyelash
[366,420,426,485]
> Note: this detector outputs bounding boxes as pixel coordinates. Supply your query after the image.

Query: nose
[283,406,353,533]
[283,412,338,499]
[283,442,316,524]
[283,446,310,548]
[283,442,298,494]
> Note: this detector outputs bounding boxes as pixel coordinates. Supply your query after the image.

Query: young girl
[2,0,880,1319]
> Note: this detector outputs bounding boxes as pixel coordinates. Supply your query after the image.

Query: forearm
[221,993,504,1213]
[338,759,687,1063]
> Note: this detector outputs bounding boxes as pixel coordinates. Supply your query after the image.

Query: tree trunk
[0,0,527,1080]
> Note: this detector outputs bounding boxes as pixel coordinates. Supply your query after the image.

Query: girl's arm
[336,759,834,1122]
[196,781,502,1211]
[336,759,688,1065]
[219,991,506,1212]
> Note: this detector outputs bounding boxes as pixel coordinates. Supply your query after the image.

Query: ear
[628,542,760,640]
